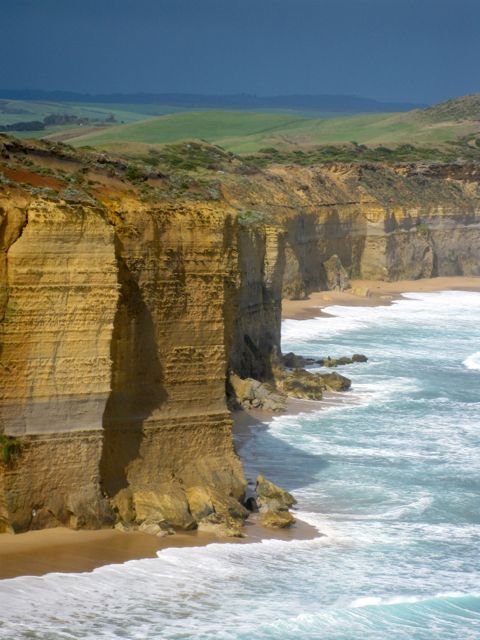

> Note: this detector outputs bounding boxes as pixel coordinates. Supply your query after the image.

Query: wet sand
[0,514,317,581]
[282,276,480,320]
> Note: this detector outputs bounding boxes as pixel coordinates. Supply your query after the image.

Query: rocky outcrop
[256,475,296,528]
[282,352,368,368]
[260,509,296,528]
[275,367,351,400]
[229,373,286,411]
[320,354,368,367]
[0,137,479,534]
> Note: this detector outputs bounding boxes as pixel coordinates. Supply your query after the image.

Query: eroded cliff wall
[222,163,480,299]
[0,137,479,533]
[0,147,246,531]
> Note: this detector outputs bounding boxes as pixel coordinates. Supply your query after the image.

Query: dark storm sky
[1,0,479,103]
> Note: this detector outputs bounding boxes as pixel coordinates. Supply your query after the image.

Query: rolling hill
[65,94,480,154]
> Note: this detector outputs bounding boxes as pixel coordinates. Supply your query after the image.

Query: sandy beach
[282,276,480,320]
[0,511,318,581]
[2,275,478,582]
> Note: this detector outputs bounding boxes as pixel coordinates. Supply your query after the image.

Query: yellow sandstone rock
[1,138,479,533]
[260,509,296,529]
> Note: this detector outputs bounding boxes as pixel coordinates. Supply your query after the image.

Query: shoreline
[2,275,478,581]
[0,513,318,581]
[282,276,480,320]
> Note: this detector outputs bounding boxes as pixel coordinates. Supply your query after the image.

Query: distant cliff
[1,136,479,533]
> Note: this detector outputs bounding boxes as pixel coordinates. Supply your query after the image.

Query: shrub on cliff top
[125,164,147,182]
[144,142,234,173]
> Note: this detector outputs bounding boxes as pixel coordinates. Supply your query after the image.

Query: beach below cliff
[0,511,318,580]
[282,276,480,320]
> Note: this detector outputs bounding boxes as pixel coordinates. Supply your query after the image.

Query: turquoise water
[1,290,479,639]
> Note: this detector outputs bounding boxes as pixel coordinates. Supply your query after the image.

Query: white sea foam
[349,591,480,609]
[463,351,480,370]
[282,291,480,352]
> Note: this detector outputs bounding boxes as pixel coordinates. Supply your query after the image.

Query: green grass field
[4,93,480,154]
[68,111,307,148]
[67,107,480,154]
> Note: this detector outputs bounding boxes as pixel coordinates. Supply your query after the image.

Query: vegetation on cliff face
[0,435,21,465]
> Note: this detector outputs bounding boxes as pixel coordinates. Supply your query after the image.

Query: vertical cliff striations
[0,137,479,533]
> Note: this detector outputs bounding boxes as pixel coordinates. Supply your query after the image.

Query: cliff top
[1,134,480,218]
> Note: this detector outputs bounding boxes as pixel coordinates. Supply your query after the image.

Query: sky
[1,0,479,104]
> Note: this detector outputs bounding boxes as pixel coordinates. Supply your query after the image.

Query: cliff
[1,136,479,533]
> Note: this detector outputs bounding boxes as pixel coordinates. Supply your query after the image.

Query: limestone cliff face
[0,179,245,531]
[222,162,480,380]
[0,193,118,530]
[226,223,284,382]
[0,138,479,533]
[227,163,480,296]
[100,200,245,527]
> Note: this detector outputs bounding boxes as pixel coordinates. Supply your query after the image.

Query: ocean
[1,290,479,639]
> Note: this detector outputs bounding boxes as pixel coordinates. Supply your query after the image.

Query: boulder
[256,475,296,511]
[260,509,296,528]
[352,353,368,363]
[206,487,250,520]
[276,368,325,400]
[319,354,368,367]
[276,364,352,399]
[133,484,196,530]
[139,520,173,537]
[323,254,350,291]
[114,521,137,533]
[186,485,249,536]
[283,352,368,370]
[319,356,353,367]
[197,512,246,538]
[282,352,316,368]
[319,371,351,391]
[230,373,286,411]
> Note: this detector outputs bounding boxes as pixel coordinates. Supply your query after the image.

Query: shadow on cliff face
[284,209,368,296]
[227,223,282,382]
[284,213,326,298]
[100,242,168,497]
[234,412,329,493]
